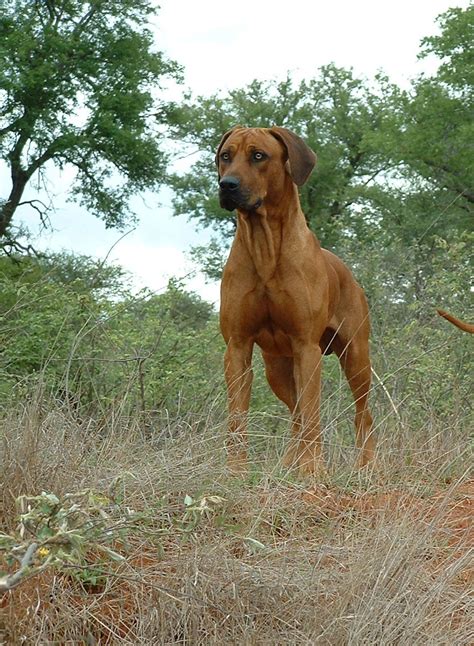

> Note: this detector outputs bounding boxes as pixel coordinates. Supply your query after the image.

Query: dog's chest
[252,289,297,355]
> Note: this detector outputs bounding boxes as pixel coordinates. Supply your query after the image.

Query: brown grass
[1,391,473,645]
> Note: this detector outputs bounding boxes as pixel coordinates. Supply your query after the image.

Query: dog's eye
[253,151,266,161]
[221,152,230,161]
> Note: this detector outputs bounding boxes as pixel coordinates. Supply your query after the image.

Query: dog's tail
[437,309,474,334]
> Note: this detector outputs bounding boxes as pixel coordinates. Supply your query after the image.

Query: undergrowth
[1,382,472,645]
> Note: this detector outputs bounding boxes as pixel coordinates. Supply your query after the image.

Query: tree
[388,5,474,211]
[359,5,473,301]
[0,0,181,246]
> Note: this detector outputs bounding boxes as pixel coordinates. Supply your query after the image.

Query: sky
[8,0,470,306]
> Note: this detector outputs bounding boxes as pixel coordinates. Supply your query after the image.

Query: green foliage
[102,279,221,416]
[337,233,472,430]
[0,251,128,295]
[0,0,182,240]
[189,238,227,282]
[385,6,474,218]
[0,253,127,401]
[0,490,128,591]
[0,488,227,592]
[419,5,474,91]
[0,253,222,418]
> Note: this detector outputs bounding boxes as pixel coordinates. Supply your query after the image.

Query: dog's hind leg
[338,340,375,467]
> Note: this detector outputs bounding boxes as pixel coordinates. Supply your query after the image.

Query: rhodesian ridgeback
[217,126,375,476]
[437,309,474,333]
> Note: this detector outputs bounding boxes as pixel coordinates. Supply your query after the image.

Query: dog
[217,126,375,476]
[437,309,474,333]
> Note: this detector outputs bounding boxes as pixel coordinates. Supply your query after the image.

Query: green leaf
[243,537,266,554]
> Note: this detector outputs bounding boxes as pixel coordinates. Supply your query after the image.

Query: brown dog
[437,309,474,334]
[217,126,375,476]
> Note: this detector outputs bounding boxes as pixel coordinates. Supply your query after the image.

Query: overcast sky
[12,0,470,305]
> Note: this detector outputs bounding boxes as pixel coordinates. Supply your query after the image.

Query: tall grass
[1,371,472,645]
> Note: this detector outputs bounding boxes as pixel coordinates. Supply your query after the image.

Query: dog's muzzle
[219,175,262,212]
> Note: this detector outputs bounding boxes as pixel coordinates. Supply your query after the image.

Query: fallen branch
[0,542,39,592]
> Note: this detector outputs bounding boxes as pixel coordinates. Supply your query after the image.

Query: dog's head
[215,126,317,212]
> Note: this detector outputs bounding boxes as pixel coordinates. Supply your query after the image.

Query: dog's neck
[236,183,308,283]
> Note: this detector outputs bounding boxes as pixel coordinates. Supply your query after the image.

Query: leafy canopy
[394,5,474,207]
[0,0,181,243]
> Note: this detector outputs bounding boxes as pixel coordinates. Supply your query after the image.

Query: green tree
[0,0,181,245]
[387,5,473,212]
[363,5,473,300]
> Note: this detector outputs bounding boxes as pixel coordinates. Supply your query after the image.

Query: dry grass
[1,388,473,645]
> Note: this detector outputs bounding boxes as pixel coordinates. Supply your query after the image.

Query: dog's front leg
[284,342,325,476]
[224,339,254,474]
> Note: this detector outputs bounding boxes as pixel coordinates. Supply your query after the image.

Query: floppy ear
[269,126,317,186]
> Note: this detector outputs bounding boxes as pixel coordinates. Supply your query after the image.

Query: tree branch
[0,542,39,592]
[0,117,23,138]
[17,198,52,228]
[422,158,474,203]
[0,236,40,257]
[8,128,30,174]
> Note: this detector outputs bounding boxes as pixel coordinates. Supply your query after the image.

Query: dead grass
[1,391,473,645]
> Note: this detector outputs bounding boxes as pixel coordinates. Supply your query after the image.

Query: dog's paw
[283,441,327,480]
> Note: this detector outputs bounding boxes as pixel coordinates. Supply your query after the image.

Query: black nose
[219,175,240,191]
